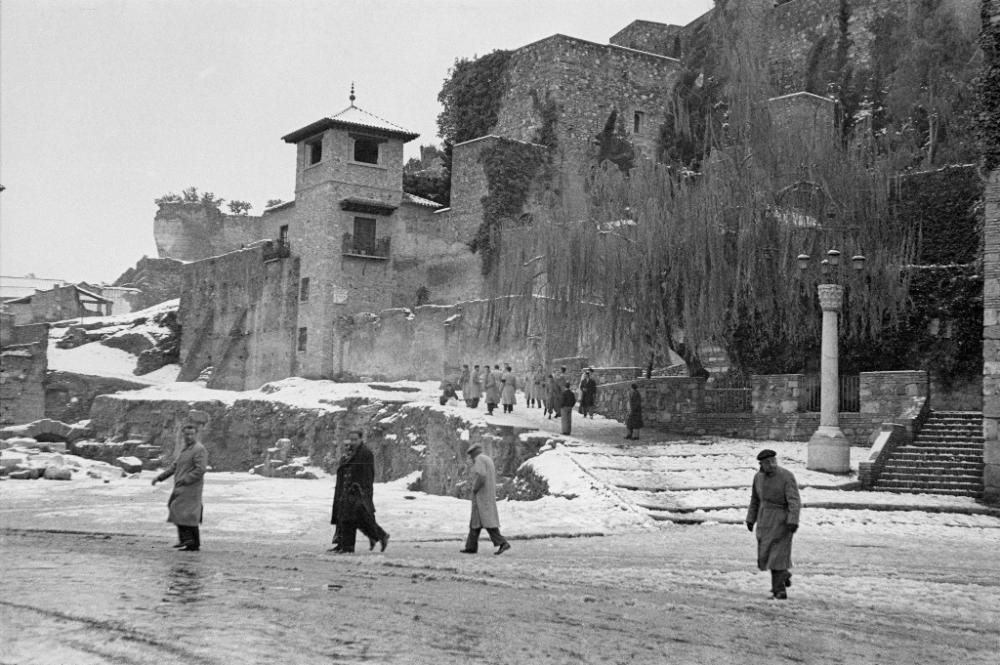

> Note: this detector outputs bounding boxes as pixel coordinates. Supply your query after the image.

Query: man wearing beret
[460,442,511,555]
[746,449,801,599]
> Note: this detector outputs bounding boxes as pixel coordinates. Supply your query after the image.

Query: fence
[704,375,753,413]
[799,374,860,412]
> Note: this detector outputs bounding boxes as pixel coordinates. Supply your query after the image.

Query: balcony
[262,239,291,262]
[342,233,390,259]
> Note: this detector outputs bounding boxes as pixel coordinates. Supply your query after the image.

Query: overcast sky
[0,0,713,284]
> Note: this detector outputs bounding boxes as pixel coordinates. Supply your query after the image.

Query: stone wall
[595,370,928,445]
[43,370,149,424]
[154,202,263,262]
[0,321,48,426]
[983,169,1000,503]
[609,20,685,57]
[178,243,299,391]
[112,257,185,311]
[87,387,550,497]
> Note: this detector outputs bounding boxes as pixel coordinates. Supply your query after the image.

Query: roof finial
[349,82,355,105]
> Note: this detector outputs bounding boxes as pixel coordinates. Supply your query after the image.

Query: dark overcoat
[746,466,801,570]
[579,376,597,409]
[331,443,377,526]
[626,389,643,429]
[157,441,207,527]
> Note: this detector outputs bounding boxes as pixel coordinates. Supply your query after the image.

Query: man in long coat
[746,449,801,599]
[151,423,208,551]
[546,373,562,420]
[483,364,500,415]
[330,430,389,553]
[578,368,598,419]
[465,365,482,408]
[460,443,510,555]
[458,365,470,404]
[625,383,643,440]
[500,364,517,413]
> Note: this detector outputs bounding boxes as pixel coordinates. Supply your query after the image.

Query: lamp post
[797,249,866,473]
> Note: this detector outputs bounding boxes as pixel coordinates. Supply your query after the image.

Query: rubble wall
[88,389,548,496]
[0,322,49,426]
[154,202,263,262]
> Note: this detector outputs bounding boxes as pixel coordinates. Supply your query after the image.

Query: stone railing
[859,397,929,489]
[342,233,391,259]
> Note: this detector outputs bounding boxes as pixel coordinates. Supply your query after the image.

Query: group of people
[155,414,799,600]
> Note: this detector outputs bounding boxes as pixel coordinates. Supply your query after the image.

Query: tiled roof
[402,192,443,208]
[282,104,419,143]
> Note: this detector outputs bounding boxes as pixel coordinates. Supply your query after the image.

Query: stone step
[879,471,983,483]
[883,461,984,472]
[895,444,983,454]
[892,449,983,460]
[875,478,984,491]
[872,486,983,498]
[914,433,985,442]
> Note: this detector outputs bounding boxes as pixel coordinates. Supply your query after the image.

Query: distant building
[0,275,70,303]
[5,284,113,325]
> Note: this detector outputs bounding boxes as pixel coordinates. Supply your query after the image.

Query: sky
[0,0,714,285]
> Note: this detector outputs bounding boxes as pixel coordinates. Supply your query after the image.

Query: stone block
[8,469,41,480]
[115,456,144,474]
[43,466,73,480]
[1,437,38,449]
[0,451,29,468]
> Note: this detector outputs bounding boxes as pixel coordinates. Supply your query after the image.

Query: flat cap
[466,442,483,455]
[756,449,777,461]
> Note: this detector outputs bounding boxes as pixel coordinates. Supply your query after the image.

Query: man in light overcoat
[152,422,208,551]
[460,442,510,555]
[746,449,801,599]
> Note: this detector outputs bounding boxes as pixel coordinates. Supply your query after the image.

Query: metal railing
[703,375,753,413]
[342,233,391,258]
[800,374,860,412]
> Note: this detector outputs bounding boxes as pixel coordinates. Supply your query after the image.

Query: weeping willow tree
[483,0,917,374]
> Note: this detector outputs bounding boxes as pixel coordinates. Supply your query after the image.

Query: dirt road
[2,523,997,665]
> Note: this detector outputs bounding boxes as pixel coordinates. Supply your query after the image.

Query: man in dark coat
[625,383,643,440]
[152,422,208,552]
[330,430,389,554]
[746,449,801,599]
[578,368,598,418]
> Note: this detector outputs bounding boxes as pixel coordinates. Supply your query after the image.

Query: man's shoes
[327,546,343,553]
[459,548,477,554]
[180,545,199,552]
[172,543,186,549]
[785,573,792,588]
[380,533,390,552]
[495,542,511,556]
[368,537,377,551]
[771,591,787,600]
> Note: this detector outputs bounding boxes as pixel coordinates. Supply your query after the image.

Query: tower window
[279,225,289,244]
[353,217,376,253]
[299,277,310,302]
[307,137,323,165]
[353,137,379,164]
[297,327,308,352]
[634,111,645,134]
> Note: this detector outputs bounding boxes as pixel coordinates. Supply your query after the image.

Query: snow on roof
[0,275,70,301]
[282,104,419,143]
[402,192,442,208]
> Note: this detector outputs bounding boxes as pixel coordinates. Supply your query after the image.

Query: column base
[807,426,851,473]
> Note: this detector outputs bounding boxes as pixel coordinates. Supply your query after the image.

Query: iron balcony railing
[342,233,391,259]
[799,374,860,413]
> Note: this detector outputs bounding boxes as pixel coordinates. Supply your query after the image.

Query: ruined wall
[609,20,685,57]
[87,387,548,496]
[43,370,149,424]
[0,321,48,426]
[112,257,185,311]
[154,202,264,261]
[178,243,299,391]
[8,286,101,326]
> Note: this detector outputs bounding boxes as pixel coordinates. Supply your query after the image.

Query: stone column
[808,284,850,472]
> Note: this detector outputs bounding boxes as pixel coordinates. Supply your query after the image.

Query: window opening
[353,137,379,164]
[279,225,289,244]
[307,138,323,165]
[299,277,310,302]
[353,217,376,254]
[297,327,308,352]
[633,111,644,134]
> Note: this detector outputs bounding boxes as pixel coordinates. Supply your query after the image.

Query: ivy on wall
[474,139,549,275]
[980,0,1000,171]
[894,165,983,265]
[436,50,513,146]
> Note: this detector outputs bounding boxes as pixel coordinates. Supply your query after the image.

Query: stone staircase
[874,411,985,498]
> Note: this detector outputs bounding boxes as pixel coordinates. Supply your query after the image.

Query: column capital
[817,283,844,311]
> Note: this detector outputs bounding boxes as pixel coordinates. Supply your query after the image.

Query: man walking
[746,449,801,599]
[151,420,208,552]
[483,364,500,416]
[330,430,389,554]
[560,381,576,435]
[460,443,511,555]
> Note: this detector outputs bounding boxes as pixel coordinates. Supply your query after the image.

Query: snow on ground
[47,342,180,384]
[49,298,180,329]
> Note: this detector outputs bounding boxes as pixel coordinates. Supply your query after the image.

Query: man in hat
[460,442,511,555]
[151,422,208,551]
[746,449,801,599]
[330,430,389,553]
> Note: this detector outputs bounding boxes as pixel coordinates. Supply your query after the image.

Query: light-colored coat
[501,371,517,405]
[469,453,500,529]
[746,466,801,571]
[465,370,481,399]
[483,370,500,404]
[157,441,208,527]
